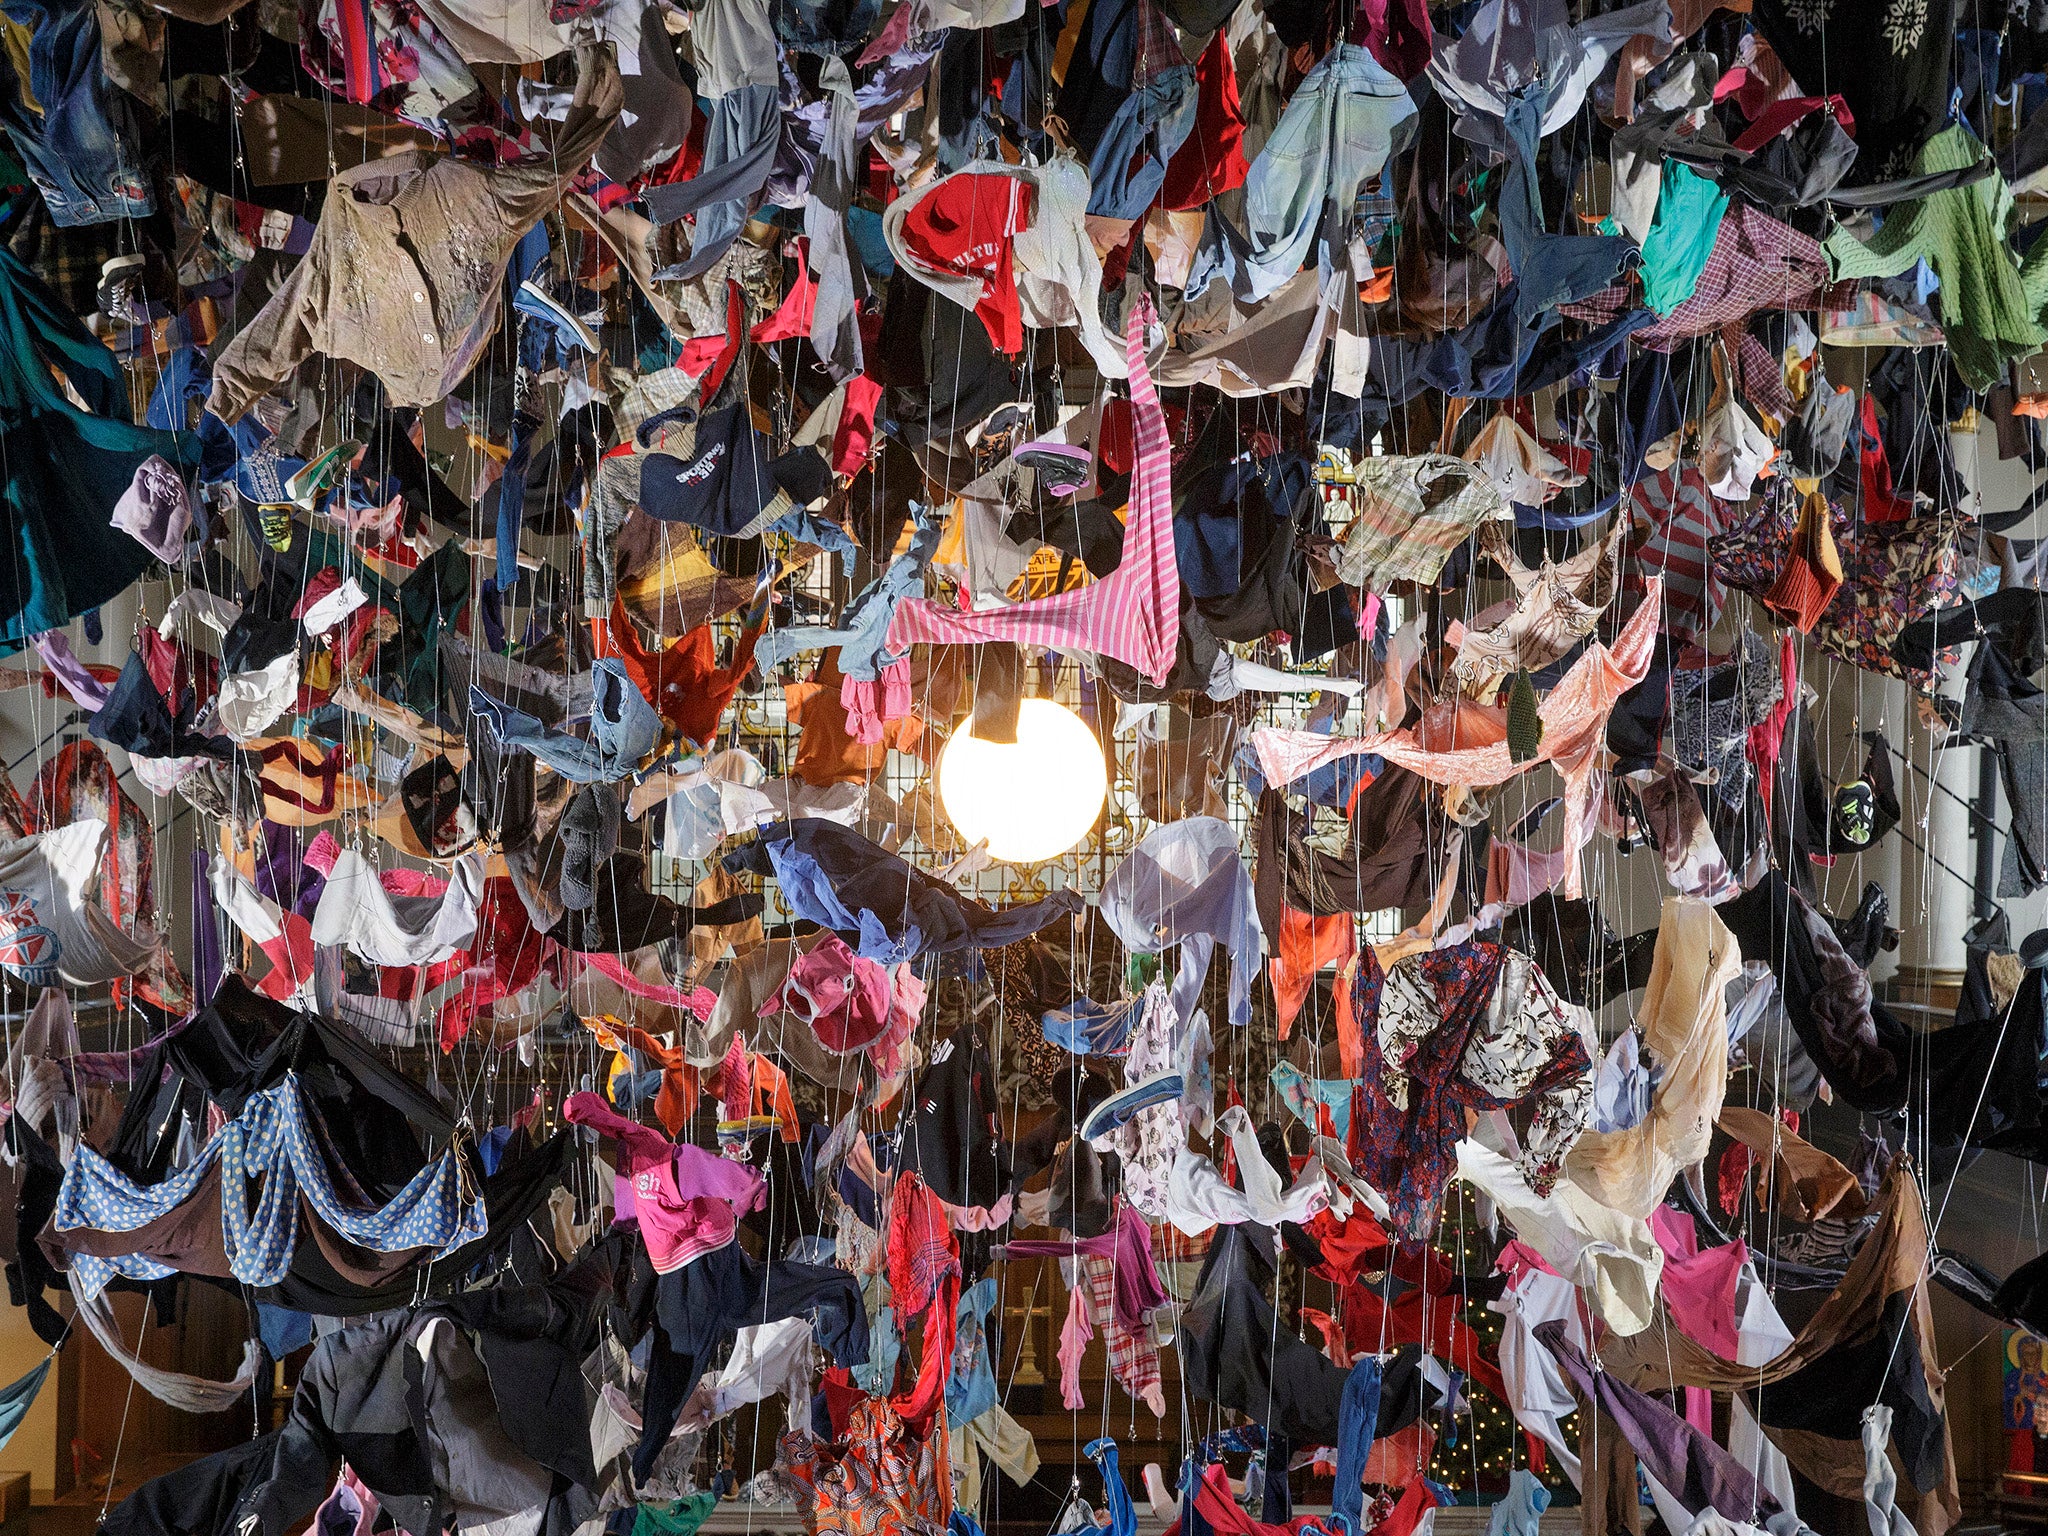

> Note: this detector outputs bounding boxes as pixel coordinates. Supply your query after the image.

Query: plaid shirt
[1133,0,1183,82]
[1334,454,1511,589]
[1079,1254,1164,1415]
[7,203,120,317]
[1734,328,1795,422]
[1564,203,1851,350]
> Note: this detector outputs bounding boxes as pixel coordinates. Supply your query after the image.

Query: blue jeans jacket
[0,0,153,226]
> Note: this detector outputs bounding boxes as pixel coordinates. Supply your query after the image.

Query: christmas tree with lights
[1424,1186,1577,1502]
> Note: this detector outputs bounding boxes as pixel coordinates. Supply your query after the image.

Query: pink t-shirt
[564,1092,766,1272]
[1651,1206,1745,1358]
[1652,1206,1747,1434]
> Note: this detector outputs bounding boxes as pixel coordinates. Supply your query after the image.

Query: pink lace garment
[1252,580,1664,898]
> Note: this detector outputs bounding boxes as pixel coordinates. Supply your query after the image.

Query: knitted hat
[557,783,620,911]
[759,931,892,1054]
[1505,669,1543,764]
[110,455,193,563]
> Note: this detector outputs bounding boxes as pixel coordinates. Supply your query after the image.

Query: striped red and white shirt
[884,297,1182,685]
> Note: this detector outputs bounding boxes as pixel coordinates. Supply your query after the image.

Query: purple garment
[255,821,327,921]
[766,34,943,206]
[33,631,109,711]
[66,1014,193,1086]
[110,454,193,563]
[1537,1320,1779,1523]
[192,847,223,1003]
[1001,1203,1167,1334]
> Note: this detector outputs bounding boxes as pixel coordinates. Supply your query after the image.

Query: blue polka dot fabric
[55,1072,486,1298]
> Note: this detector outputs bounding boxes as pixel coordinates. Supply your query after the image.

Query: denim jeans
[1327,1356,1384,1536]
[753,514,939,679]
[777,0,877,54]
[1498,86,1633,328]
[753,571,896,676]
[1041,994,1144,1054]
[0,0,153,226]
[645,84,779,280]
[936,26,1001,170]
[493,413,538,592]
[725,820,1083,964]
[1055,0,1138,161]
[470,658,660,783]
[1085,63,1198,219]
[1084,1440,1136,1536]
[1190,43,1416,302]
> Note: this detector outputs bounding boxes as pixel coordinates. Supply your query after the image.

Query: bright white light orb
[938,698,1108,863]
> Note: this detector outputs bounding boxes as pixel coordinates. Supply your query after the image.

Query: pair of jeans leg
[470,658,659,782]
[1327,1357,1385,1536]
[493,412,539,592]
[1497,86,1634,328]
[1086,64,1199,218]
[645,84,780,279]
[1084,1440,1138,1536]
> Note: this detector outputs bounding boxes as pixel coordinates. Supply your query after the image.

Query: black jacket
[103,1430,284,1536]
[1180,1223,1434,1445]
[236,1251,618,1536]
[112,977,455,1202]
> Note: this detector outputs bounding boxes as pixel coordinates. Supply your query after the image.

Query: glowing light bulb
[938,698,1108,863]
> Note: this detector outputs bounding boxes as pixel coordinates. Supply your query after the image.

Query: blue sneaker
[1079,1070,1185,1141]
[514,279,598,352]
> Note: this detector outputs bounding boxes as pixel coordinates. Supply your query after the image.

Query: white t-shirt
[0,822,160,987]
[310,849,484,966]
[214,651,301,741]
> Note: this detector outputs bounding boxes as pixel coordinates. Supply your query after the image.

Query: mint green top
[1640,164,1728,316]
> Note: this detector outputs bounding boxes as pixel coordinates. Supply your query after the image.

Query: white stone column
[1892,677,1975,998]
[1884,424,2012,1001]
